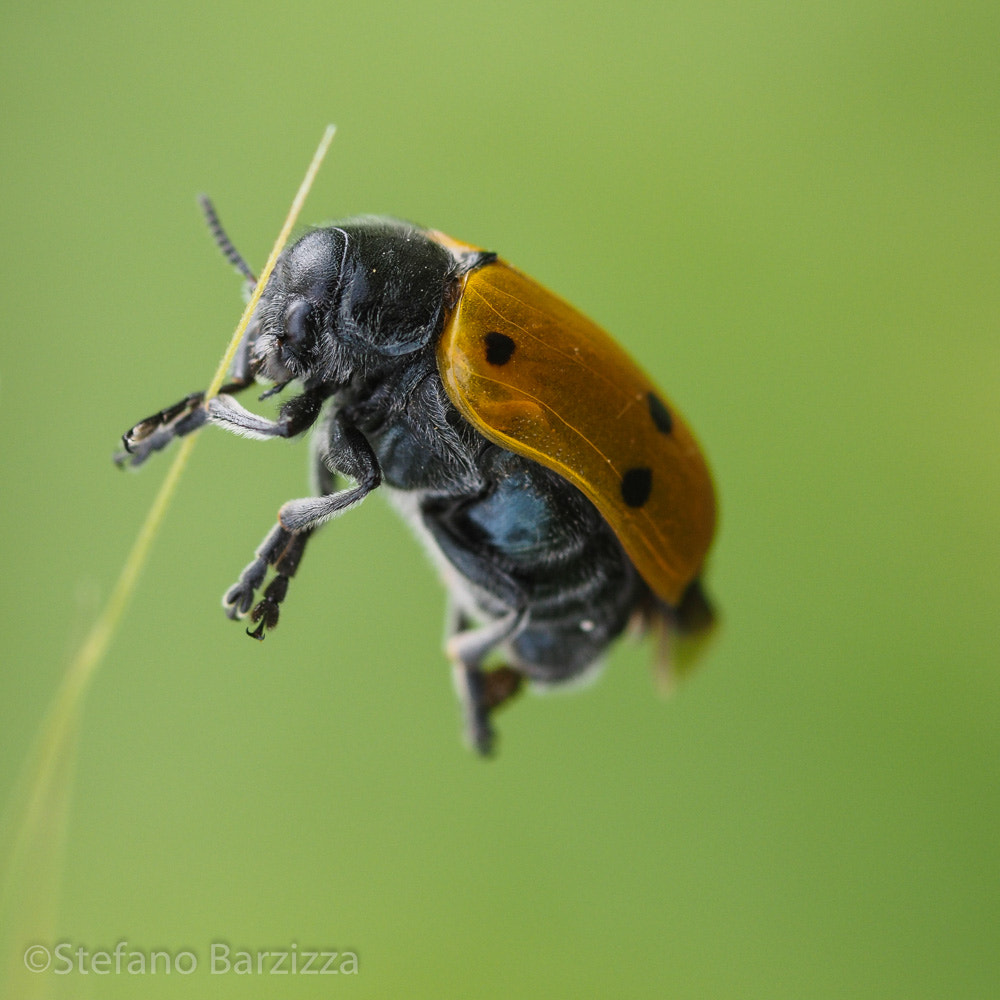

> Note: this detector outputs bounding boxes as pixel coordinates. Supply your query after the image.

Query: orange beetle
[119,209,717,753]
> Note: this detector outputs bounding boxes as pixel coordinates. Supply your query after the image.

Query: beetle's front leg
[114,377,255,468]
[277,419,381,532]
[207,388,325,441]
[224,523,313,639]
[223,413,381,638]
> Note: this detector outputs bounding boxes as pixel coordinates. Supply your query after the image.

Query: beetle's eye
[283,300,313,348]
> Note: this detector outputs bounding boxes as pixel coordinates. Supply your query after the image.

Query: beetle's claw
[246,599,275,639]
[246,620,268,640]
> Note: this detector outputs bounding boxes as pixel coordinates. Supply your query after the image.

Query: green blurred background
[2,1,997,997]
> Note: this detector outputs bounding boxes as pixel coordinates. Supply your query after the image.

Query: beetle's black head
[246,218,455,388]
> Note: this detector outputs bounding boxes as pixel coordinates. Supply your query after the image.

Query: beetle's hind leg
[446,604,527,757]
[223,523,314,639]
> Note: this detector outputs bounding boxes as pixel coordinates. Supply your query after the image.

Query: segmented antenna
[197,194,258,286]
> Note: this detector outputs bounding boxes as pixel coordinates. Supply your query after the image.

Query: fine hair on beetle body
[117,198,717,755]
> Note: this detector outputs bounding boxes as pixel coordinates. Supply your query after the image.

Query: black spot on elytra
[621,467,653,508]
[484,331,516,366]
[647,392,673,434]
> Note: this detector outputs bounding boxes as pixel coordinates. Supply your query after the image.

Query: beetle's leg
[236,427,342,637]
[276,417,381,532]
[222,414,379,639]
[116,287,264,467]
[116,394,208,467]
[223,523,314,639]
[115,377,254,468]
[221,443,339,637]
[425,507,530,755]
[445,604,527,756]
[206,388,325,441]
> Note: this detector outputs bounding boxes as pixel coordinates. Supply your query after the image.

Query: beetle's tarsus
[224,523,313,639]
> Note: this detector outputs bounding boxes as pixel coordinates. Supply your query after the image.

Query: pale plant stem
[0,124,337,996]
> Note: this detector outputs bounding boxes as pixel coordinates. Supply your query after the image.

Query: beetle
[117,198,717,754]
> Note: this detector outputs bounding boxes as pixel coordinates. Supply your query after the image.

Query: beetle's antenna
[198,194,258,286]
